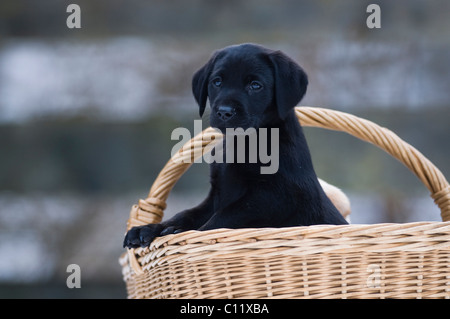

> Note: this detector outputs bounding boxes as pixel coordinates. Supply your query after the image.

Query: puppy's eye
[249,81,263,91]
[211,77,222,87]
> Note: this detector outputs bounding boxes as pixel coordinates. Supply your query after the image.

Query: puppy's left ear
[268,51,308,120]
[192,52,219,117]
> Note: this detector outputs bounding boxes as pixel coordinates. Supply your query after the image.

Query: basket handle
[126,107,450,229]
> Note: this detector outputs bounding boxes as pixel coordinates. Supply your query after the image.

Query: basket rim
[121,221,450,274]
[147,221,450,249]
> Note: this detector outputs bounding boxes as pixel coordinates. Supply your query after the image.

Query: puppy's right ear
[192,52,218,117]
[268,51,308,120]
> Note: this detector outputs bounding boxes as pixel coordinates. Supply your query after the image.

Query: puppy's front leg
[197,198,276,231]
[123,189,215,248]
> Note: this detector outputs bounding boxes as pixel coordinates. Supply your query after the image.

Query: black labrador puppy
[124,43,347,249]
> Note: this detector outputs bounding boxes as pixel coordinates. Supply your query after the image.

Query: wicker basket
[119,107,450,299]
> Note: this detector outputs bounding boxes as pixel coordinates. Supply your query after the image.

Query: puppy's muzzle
[216,105,236,121]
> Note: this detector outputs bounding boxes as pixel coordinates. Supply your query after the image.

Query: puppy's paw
[160,226,185,236]
[123,224,164,249]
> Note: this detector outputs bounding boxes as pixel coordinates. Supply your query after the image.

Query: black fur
[124,43,347,249]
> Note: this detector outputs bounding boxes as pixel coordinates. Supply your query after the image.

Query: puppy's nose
[217,106,236,121]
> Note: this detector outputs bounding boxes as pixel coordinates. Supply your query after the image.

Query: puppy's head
[192,43,308,130]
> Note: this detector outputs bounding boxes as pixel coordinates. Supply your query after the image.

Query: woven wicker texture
[120,107,450,299]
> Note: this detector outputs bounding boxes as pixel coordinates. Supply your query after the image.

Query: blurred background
[0,0,449,298]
